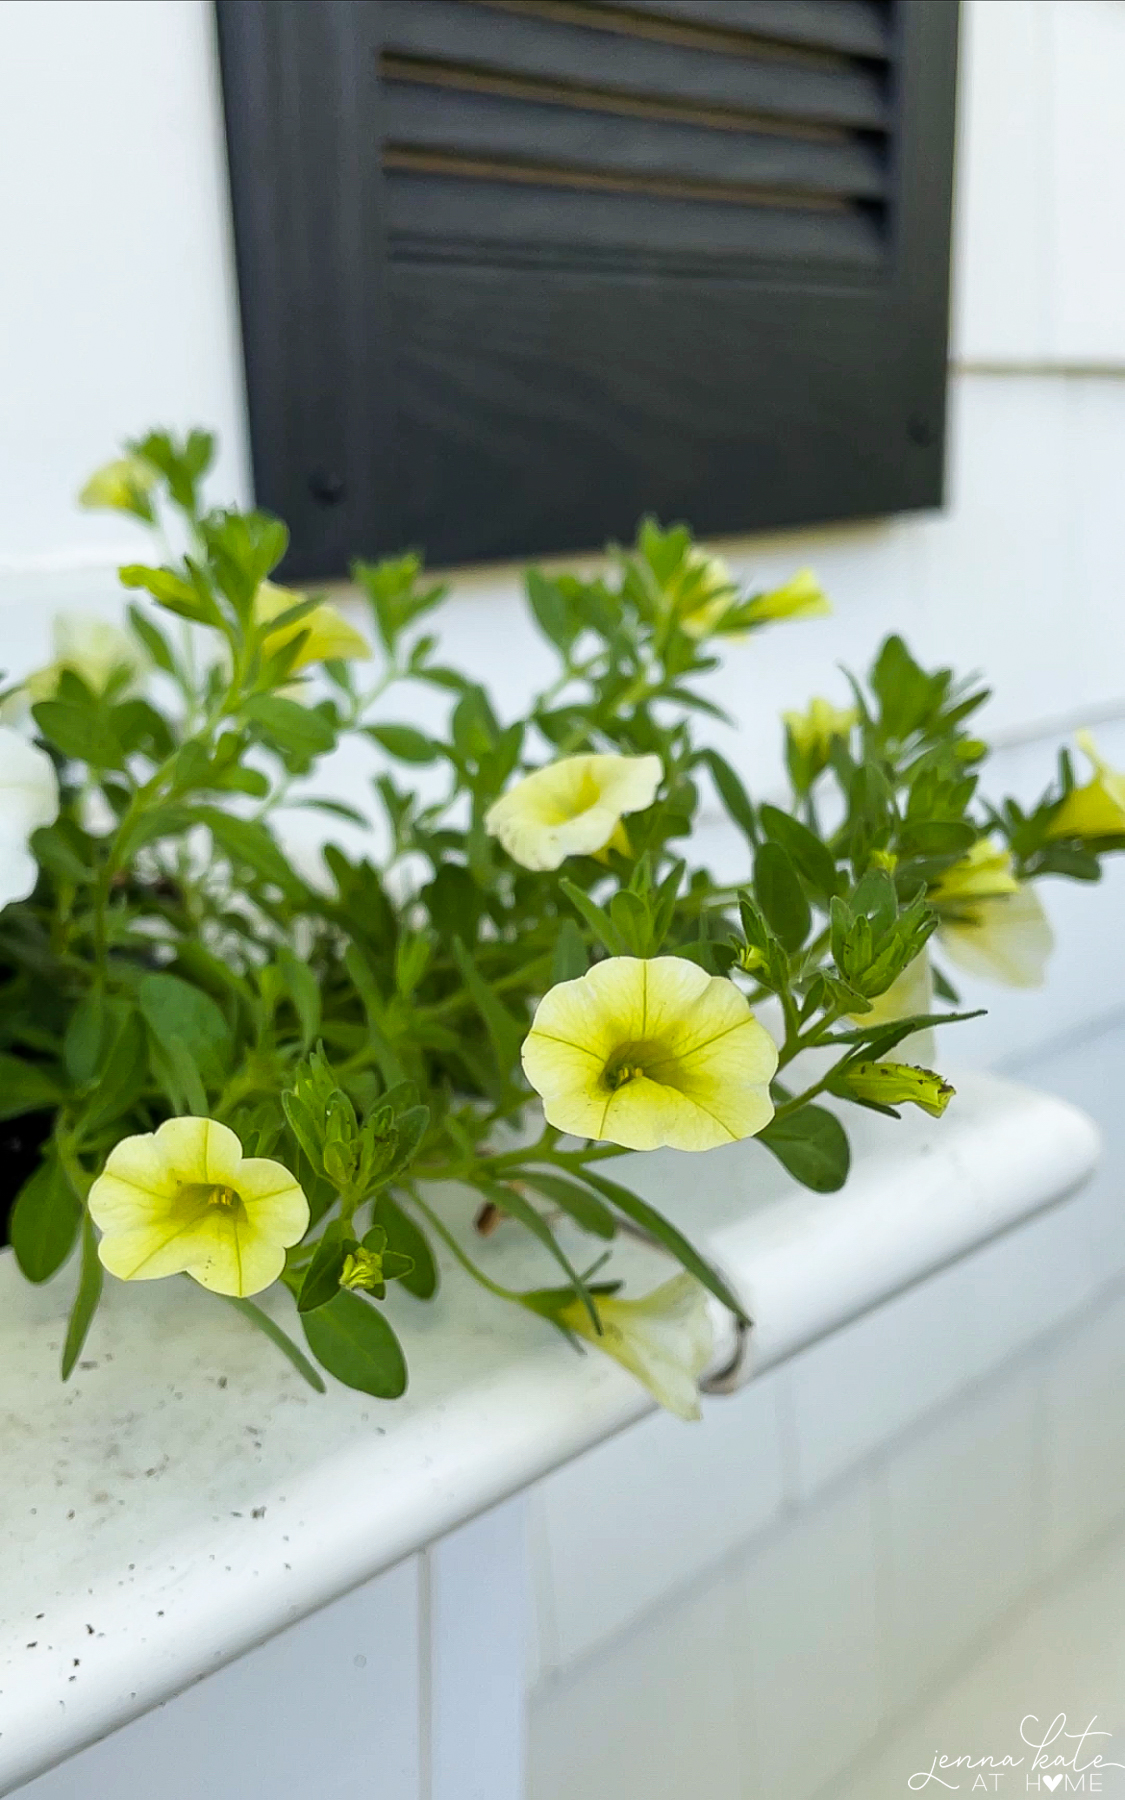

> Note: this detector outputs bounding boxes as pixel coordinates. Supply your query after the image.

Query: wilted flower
[0,726,59,909]
[555,1274,714,1420]
[840,1061,955,1118]
[89,1116,309,1297]
[78,455,158,519]
[783,696,858,764]
[485,752,661,871]
[522,954,777,1151]
[1049,730,1125,840]
[254,579,370,669]
[25,613,147,703]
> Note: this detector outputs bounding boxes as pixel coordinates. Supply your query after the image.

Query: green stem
[410,1192,525,1304]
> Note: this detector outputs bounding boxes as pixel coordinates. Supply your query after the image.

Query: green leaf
[374,1194,438,1300]
[76,1011,148,1136]
[197,808,303,894]
[277,945,321,1049]
[244,694,337,759]
[0,1053,65,1122]
[526,569,577,650]
[559,878,627,956]
[550,917,588,983]
[703,750,757,839]
[366,724,442,764]
[580,1168,748,1325]
[759,1106,851,1192]
[225,1296,327,1392]
[451,938,525,1077]
[61,1215,104,1380]
[754,840,811,952]
[10,1153,82,1283]
[139,972,232,1080]
[127,603,177,674]
[758,804,839,904]
[32,698,124,769]
[517,1170,617,1239]
[302,1290,408,1397]
[297,1228,350,1313]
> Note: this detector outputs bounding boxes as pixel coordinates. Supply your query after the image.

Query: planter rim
[0,1070,1100,1794]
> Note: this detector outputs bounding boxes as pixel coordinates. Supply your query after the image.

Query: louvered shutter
[217,0,958,578]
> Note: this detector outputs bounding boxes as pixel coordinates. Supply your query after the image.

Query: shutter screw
[308,468,346,505]
[907,413,935,448]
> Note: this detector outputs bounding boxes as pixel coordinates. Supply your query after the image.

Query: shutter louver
[380,0,894,271]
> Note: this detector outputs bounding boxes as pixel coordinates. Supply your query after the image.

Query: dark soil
[0,1113,55,1247]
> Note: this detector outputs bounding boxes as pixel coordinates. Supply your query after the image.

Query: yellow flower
[783,696,858,763]
[485,752,661,871]
[78,455,157,517]
[254,580,370,669]
[928,838,1020,904]
[522,954,777,1151]
[740,568,830,626]
[936,885,1053,989]
[927,840,1052,988]
[89,1116,309,1298]
[555,1274,714,1421]
[1049,731,1125,839]
[25,614,148,703]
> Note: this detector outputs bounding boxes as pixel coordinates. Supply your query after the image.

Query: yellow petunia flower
[936,884,1053,989]
[926,839,1052,988]
[1048,730,1125,839]
[485,752,661,872]
[556,1274,714,1421]
[522,954,778,1151]
[78,455,158,517]
[783,696,858,763]
[254,579,371,670]
[928,838,1020,905]
[740,568,830,626]
[88,1116,309,1298]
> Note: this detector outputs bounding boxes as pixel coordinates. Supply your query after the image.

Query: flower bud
[840,1060,954,1118]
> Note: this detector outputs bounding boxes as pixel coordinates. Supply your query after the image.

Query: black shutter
[217,0,958,578]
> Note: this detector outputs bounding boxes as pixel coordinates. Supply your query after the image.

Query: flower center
[603,1038,679,1093]
[178,1181,244,1213]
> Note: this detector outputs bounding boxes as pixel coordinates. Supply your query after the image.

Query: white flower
[556,1274,715,1420]
[0,727,59,909]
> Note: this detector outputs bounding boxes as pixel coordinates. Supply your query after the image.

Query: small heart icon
[1043,1777,1063,1792]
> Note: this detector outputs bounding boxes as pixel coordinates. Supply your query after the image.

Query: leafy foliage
[0,436,1116,1401]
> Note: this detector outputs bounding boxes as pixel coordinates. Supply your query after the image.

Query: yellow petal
[929,838,1020,904]
[485,753,662,871]
[522,955,777,1152]
[938,885,1053,989]
[89,1120,308,1298]
[254,580,371,668]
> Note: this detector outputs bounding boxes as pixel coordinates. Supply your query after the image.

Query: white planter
[0,1073,1099,1798]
